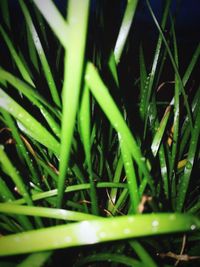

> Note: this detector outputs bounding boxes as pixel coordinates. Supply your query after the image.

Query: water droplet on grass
[185,161,192,170]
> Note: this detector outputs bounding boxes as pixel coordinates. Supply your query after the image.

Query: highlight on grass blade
[0,213,199,256]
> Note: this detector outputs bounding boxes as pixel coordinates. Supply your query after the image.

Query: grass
[0,0,199,266]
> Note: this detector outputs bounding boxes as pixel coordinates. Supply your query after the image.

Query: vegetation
[0,0,199,266]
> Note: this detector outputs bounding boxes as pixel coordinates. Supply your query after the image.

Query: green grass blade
[85,62,155,194]
[13,182,127,205]
[16,252,52,267]
[32,0,68,48]
[139,44,148,121]
[0,213,199,256]
[114,0,139,64]
[0,88,60,155]
[57,0,90,208]
[120,141,140,213]
[129,240,157,267]
[0,0,11,29]
[0,26,34,86]
[1,110,39,185]
[146,0,193,129]
[0,203,99,221]
[176,95,200,211]
[74,253,143,267]
[151,105,171,157]
[143,0,171,137]
[19,0,61,107]
[79,84,98,215]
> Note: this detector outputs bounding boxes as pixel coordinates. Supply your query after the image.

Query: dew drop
[191,224,196,230]
[185,161,192,170]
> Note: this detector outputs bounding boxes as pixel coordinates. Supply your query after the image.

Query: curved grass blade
[19,0,61,107]
[114,0,139,64]
[13,182,127,205]
[85,62,155,195]
[0,89,60,155]
[0,213,199,256]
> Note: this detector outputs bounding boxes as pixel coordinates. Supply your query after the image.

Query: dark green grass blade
[79,84,99,215]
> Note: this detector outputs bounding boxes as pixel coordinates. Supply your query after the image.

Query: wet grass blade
[32,0,68,48]
[0,89,60,155]
[114,0,139,64]
[0,213,199,256]
[176,93,200,211]
[19,0,61,107]
[86,62,155,195]
[0,203,99,221]
[0,26,34,86]
[79,84,99,215]
[57,0,89,208]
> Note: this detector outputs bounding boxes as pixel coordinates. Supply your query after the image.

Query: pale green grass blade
[0,203,99,221]
[0,26,34,87]
[176,94,200,211]
[19,0,61,107]
[0,176,14,202]
[107,155,123,212]
[16,252,52,267]
[32,0,68,48]
[79,84,98,215]
[114,0,139,64]
[120,141,140,213]
[13,182,127,205]
[57,0,90,208]
[0,213,199,256]
[85,62,155,194]
[0,89,60,155]
[26,23,39,73]
[151,105,171,157]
